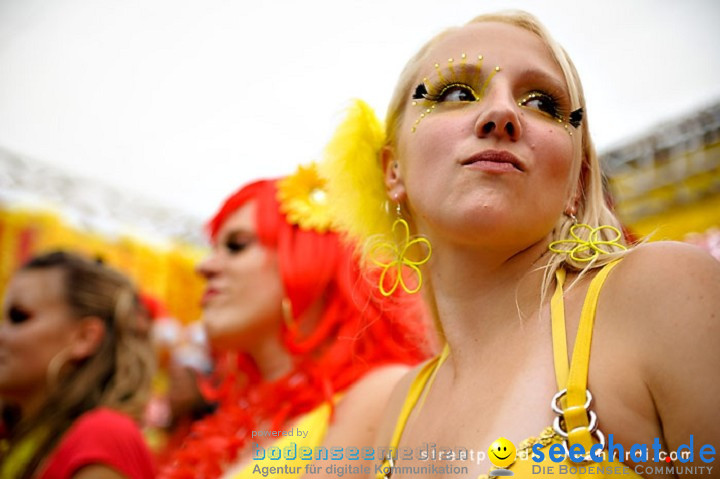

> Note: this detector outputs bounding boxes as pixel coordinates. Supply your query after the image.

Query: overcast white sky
[1,0,719,220]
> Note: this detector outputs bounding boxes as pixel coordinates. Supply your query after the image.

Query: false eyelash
[517,91,562,121]
[569,108,584,128]
[423,82,479,103]
[412,84,428,100]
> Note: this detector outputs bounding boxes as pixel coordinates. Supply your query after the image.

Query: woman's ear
[381,145,406,202]
[70,317,107,360]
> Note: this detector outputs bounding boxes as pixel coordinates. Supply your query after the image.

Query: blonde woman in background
[0,251,155,479]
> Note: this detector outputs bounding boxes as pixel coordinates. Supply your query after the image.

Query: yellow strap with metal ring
[551,259,622,454]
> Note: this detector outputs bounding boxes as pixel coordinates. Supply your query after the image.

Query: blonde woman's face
[389,22,578,251]
[196,201,284,350]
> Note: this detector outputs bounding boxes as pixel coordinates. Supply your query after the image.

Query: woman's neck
[5,388,47,426]
[247,298,325,382]
[247,334,294,382]
[429,238,552,368]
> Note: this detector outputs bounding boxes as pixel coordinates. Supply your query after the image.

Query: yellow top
[378,260,643,479]
[223,401,333,479]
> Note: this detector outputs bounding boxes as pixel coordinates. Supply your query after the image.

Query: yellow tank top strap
[376,344,450,478]
[551,259,623,453]
[551,267,569,391]
[387,343,449,450]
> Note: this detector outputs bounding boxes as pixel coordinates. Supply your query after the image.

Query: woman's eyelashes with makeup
[517,91,566,122]
[415,80,570,124]
[423,82,479,102]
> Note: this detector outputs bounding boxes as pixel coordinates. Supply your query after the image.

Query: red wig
[160,179,431,478]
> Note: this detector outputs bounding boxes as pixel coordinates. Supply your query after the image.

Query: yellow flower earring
[549,213,627,262]
[367,203,432,296]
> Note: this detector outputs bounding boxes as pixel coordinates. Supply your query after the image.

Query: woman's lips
[460,150,524,172]
[201,288,220,306]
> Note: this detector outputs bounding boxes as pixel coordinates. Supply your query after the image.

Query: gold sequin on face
[410,53,501,133]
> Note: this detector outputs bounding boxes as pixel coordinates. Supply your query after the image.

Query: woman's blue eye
[519,92,561,119]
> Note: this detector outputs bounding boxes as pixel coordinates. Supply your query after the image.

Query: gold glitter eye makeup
[517,91,564,121]
[410,53,501,133]
[516,91,583,132]
[409,53,583,135]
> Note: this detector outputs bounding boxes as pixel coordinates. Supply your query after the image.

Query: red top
[39,408,155,479]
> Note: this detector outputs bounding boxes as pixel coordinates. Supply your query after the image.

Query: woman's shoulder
[325,365,411,440]
[369,356,440,450]
[321,361,431,449]
[72,407,140,431]
[599,239,720,355]
[600,241,720,453]
[39,407,155,479]
[607,240,720,300]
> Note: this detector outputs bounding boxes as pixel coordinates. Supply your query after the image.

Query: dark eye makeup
[225,239,249,254]
[409,62,583,128]
[517,91,564,121]
[7,305,32,324]
[221,232,256,255]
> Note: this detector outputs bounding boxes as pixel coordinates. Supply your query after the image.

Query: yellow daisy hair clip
[549,223,627,262]
[277,163,334,233]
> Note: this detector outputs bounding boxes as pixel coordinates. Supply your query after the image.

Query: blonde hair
[3,251,154,478]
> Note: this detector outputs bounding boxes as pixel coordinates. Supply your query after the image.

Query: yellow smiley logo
[488,437,516,469]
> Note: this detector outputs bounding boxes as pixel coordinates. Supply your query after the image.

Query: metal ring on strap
[378,454,395,479]
[551,388,593,415]
[552,410,599,438]
[550,389,605,463]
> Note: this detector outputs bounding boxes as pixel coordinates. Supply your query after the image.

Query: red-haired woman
[158,165,432,479]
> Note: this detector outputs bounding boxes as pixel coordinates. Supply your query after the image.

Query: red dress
[38,408,156,478]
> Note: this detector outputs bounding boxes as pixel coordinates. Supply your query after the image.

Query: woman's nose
[474,88,522,141]
[196,253,220,279]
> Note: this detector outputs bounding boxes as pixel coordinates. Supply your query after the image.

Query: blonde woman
[321,10,720,478]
